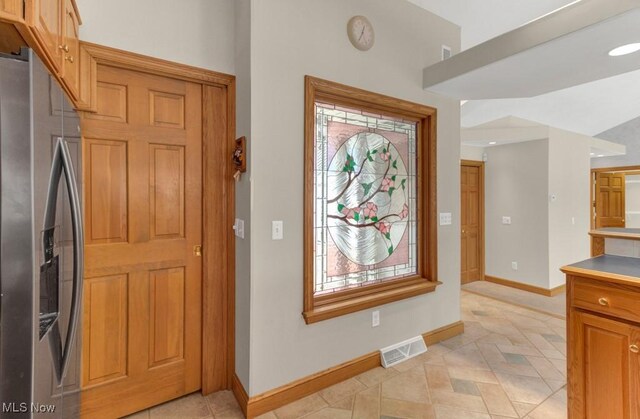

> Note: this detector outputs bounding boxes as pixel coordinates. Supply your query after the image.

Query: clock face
[347,16,375,51]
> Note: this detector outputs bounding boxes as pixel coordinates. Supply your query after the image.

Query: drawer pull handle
[58,44,69,53]
[631,345,639,354]
[598,297,609,306]
[65,55,74,63]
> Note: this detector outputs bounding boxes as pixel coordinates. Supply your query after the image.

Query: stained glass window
[313,102,418,295]
[303,76,438,324]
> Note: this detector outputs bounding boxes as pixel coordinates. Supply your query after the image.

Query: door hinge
[193,245,202,257]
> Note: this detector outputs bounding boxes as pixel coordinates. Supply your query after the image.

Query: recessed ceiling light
[489,141,497,145]
[598,154,604,157]
[590,153,595,156]
[609,43,640,57]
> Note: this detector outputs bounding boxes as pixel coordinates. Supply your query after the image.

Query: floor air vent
[380,336,427,368]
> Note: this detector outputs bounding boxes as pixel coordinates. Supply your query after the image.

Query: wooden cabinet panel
[573,279,640,324]
[30,0,62,70]
[0,0,22,20]
[569,310,640,419]
[60,0,79,98]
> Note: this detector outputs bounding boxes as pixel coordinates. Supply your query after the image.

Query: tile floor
[125,290,568,419]
[462,281,565,318]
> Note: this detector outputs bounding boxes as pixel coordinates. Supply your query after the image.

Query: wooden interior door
[596,172,626,228]
[80,65,203,418]
[569,310,640,419]
[461,162,483,284]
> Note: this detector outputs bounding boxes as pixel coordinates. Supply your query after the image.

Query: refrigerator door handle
[43,137,84,383]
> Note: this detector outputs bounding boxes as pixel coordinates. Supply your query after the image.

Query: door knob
[630,345,639,354]
[193,245,202,257]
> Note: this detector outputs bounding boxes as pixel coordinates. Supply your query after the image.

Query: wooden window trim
[303,76,438,325]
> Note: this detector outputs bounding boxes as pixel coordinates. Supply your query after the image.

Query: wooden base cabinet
[566,274,640,419]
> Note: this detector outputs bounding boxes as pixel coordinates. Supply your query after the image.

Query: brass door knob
[193,245,202,257]
[630,345,639,354]
[598,297,609,307]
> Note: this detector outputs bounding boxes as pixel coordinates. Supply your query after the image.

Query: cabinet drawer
[573,280,640,324]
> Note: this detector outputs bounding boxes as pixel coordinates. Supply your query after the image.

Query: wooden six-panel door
[595,172,626,228]
[80,65,203,418]
[461,162,483,284]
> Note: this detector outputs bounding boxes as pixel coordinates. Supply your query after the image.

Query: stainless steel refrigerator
[0,48,83,418]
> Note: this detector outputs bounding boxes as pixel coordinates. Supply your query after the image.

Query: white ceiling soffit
[461,116,627,158]
[590,137,627,157]
[422,0,640,99]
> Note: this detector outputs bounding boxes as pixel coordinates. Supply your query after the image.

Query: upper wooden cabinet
[29,0,63,70]
[27,0,81,100]
[0,0,82,104]
[60,0,79,98]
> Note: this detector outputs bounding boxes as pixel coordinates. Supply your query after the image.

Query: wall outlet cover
[272,220,284,240]
[372,310,380,327]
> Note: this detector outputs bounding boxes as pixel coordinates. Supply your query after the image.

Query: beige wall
[547,128,591,288]
[461,145,485,161]
[77,0,236,74]
[484,133,591,290]
[484,140,550,288]
[241,0,461,395]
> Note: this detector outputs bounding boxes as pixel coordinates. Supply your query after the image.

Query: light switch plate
[502,216,512,225]
[272,221,284,240]
[439,212,452,226]
[233,219,245,239]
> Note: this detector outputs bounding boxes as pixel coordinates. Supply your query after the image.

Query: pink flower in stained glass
[363,202,378,218]
[381,177,394,192]
[379,150,391,161]
[375,221,391,235]
[340,206,361,220]
[399,204,409,219]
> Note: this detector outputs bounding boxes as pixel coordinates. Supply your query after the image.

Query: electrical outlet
[272,221,283,240]
[233,218,245,239]
[502,216,512,225]
[512,261,518,271]
[372,310,380,327]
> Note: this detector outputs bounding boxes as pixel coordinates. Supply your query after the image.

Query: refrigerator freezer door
[0,55,36,418]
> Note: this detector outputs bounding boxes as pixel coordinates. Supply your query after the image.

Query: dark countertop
[598,227,640,234]
[566,255,640,280]
[589,228,640,240]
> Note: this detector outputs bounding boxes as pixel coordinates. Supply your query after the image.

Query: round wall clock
[347,15,375,51]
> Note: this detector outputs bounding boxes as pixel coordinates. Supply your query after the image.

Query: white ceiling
[407,0,575,49]
[410,0,640,139]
